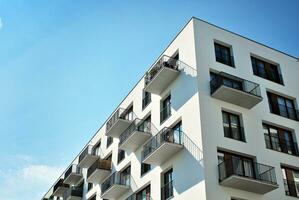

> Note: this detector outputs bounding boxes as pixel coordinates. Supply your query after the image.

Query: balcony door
[282,167,299,197]
[162,168,173,200]
[120,165,131,186]
[136,185,150,200]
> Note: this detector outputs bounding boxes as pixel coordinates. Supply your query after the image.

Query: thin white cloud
[0,155,64,200]
[0,18,3,29]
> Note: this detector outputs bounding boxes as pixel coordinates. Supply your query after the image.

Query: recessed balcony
[87,159,112,184]
[101,171,131,199]
[210,72,263,109]
[141,127,184,165]
[119,118,156,151]
[106,108,136,138]
[218,157,279,194]
[52,179,69,197]
[78,145,99,168]
[144,55,180,95]
[63,187,83,200]
[63,164,82,185]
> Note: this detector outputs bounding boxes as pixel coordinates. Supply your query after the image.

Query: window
[214,42,234,67]
[136,185,151,200]
[281,166,299,197]
[251,56,283,84]
[142,90,151,109]
[106,136,113,148]
[210,72,243,91]
[120,165,131,186]
[218,151,255,179]
[121,106,134,121]
[267,92,298,121]
[160,95,171,123]
[141,163,151,176]
[161,168,174,200]
[92,140,101,156]
[222,111,245,142]
[88,195,96,200]
[87,183,93,192]
[263,124,298,156]
[117,149,125,164]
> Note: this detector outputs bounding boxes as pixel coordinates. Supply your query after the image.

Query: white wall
[194,18,299,200]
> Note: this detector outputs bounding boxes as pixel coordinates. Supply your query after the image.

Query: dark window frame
[251,56,283,85]
[142,90,151,110]
[117,149,125,164]
[106,136,113,148]
[267,92,298,121]
[160,94,171,124]
[263,123,298,156]
[222,111,245,142]
[214,42,235,67]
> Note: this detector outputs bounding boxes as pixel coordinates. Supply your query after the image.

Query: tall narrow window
[92,140,101,156]
[121,106,134,121]
[251,56,283,84]
[267,92,298,121]
[117,149,125,164]
[281,166,299,197]
[142,90,151,109]
[106,136,113,148]
[141,163,151,176]
[161,168,173,200]
[214,42,234,67]
[160,95,171,123]
[222,111,245,141]
[263,123,298,156]
[136,185,151,200]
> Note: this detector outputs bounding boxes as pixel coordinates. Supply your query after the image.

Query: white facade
[42,17,299,200]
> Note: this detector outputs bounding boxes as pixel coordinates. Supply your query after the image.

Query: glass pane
[243,159,254,178]
[217,152,224,164]
[230,115,240,140]
[222,113,230,137]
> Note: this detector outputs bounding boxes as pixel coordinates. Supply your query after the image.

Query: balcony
[283,179,299,198]
[101,171,131,199]
[63,187,83,200]
[142,127,184,165]
[144,55,180,95]
[218,157,279,194]
[126,193,152,200]
[87,159,112,184]
[63,164,82,185]
[210,72,262,109]
[52,179,69,197]
[78,145,99,168]
[119,118,156,151]
[106,108,136,138]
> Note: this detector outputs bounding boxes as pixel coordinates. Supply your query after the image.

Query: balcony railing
[284,179,299,197]
[126,194,152,200]
[64,164,81,180]
[142,127,184,161]
[101,171,131,195]
[270,103,299,121]
[78,145,96,164]
[161,180,174,200]
[218,157,277,185]
[145,55,179,86]
[119,118,154,146]
[210,72,262,97]
[53,179,69,193]
[63,187,83,200]
[265,135,299,156]
[87,159,111,178]
[106,108,136,132]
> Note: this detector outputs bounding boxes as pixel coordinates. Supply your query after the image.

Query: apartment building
[42,17,299,200]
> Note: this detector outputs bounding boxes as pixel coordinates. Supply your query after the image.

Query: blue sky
[0,0,298,199]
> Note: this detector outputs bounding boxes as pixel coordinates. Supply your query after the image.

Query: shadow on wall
[171,64,198,111]
[174,147,204,195]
